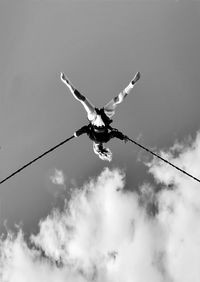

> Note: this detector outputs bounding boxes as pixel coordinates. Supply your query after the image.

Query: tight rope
[1,134,200,185]
[0,135,75,185]
[127,137,200,184]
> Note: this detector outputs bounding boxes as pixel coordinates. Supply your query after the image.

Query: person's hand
[124,136,129,143]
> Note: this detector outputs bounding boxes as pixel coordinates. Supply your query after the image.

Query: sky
[0,1,200,281]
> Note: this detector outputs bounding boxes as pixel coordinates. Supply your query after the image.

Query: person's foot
[60,72,70,85]
[131,71,141,85]
[60,72,76,92]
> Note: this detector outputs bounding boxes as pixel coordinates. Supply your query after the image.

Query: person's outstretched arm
[109,128,128,142]
[74,125,89,137]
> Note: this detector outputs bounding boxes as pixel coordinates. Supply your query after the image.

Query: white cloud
[1,131,200,281]
[50,169,65,186]
[147,132,200,282]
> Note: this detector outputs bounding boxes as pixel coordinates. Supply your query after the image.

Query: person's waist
[93,126,107,133]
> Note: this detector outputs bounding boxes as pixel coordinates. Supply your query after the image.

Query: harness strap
[95,108,113,127]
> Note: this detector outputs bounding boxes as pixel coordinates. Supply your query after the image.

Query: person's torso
[87,126,110,143]
[88,108,113,143]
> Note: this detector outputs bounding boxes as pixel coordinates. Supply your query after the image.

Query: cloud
[46,169,66,198]
[147,131,200,282]
[50,169,65,186]
[1,131,200,281]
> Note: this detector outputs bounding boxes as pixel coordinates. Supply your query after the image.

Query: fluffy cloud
[147,132,200,282]
[1,132,200,282]
[50,169,65,186]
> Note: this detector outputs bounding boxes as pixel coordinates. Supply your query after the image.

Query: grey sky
[0,1,200,235]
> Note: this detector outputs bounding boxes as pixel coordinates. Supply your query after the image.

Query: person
[60,71,141,161]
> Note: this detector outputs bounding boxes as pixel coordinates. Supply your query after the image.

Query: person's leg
[104,72,141,118]
[60,72,96,121]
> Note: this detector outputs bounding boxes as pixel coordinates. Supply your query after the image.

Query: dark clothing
[75,124,126,144]
[75,107,126,144]
[95,108,113,126]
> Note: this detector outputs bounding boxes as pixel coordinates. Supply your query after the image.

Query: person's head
[93,143,112,162]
